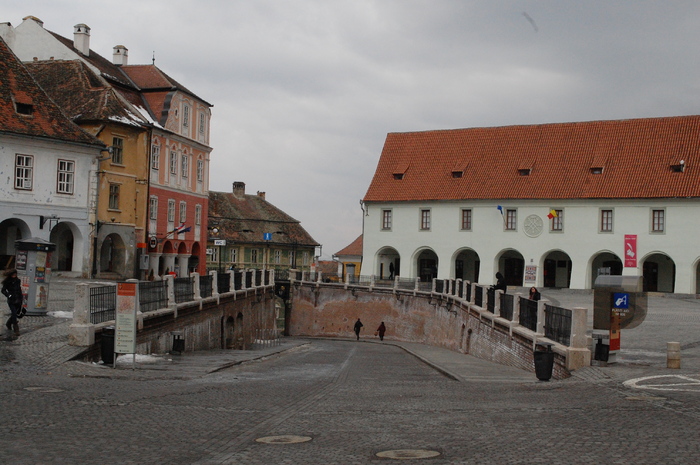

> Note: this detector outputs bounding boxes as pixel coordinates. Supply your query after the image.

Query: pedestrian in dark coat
[353,318,363,340]
[493,272,507,293]
[2,269,23,336]
[529,287,541,301]
[376,322,386,341]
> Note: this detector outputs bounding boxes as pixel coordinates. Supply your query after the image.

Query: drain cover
[255,435,312,444]
[376,449,441,460]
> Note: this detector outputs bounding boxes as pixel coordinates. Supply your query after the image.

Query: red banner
[624,234,637,268]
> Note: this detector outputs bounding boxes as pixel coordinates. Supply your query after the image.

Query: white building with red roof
[361,116,700,293]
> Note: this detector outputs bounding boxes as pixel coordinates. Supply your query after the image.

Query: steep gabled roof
[335,235,363,257]
[209,191,319,247]
[24,60,149,128]
[0,37,103,147]
[364,116,700,202]
[122,65,213,105]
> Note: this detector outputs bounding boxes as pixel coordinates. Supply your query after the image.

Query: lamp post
[211,227,226,273]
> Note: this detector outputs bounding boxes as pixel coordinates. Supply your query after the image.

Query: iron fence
[465,283,472,302]
[200,275,213,298]
[138,280,168,313]
[234,271,243,289]
[435,280,445,294]
[456,282,463,299]
[486,288,495,313]
[174,277,194,303]
[417,281,432,292]
[396,278,415,290]
[519,297,538,331]
[245,272,253,288]
[374,278,394,288]
[545,304,572,346]
[217,272,231,294]
[474,286,483,307]
[500,293,514,320]
[89,285,116,324]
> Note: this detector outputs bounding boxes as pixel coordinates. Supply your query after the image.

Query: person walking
[2,269,23,336]
[353,318,363,340]
[376,322,386,341]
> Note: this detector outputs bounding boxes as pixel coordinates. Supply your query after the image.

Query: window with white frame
[15,154,33,190]
[460,208,472,230]
[149,197,158,220]
[199,112,205,135]
[167,199,175,222]
[111,136,124,164]
[179,202,186,223]
[197,159,204,182]
[505,209,517,230]
[551,209,563,232]
[181,154,189,178]
[382,209,392,230]
[251,249,258,264]
[420,209,431,230]
[57,159,74,194]
[195,205,202,225]
[183,104,190,128]
[151,144,160,170]
[289,250,295,266]
[230,248,238,264]
[651,209,665,233]
[274,250,281,264]
[170,151,177,175]
[600,209,613,232]
[108,184,120,210]
[303,252,309,266]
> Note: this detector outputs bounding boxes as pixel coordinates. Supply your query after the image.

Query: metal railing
[545,304,572,346]
[519,297,538,331]
[200,274,213,298]
[89,285,116,324]
[465,283,472,302]
[174,277,194,303]
[253,328,281,348]
[500,293,514,320]
[486,288,495,313]
[474,286,483,307]
[217,272,231,294]
[397,278,415,290]
[138,280,168,313]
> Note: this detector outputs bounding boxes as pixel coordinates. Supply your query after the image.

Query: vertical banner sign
[524,265,537,285]
[624,234,637,268]
[116,282,137,355]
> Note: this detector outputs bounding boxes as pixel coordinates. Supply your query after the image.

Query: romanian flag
[547,209,558,219]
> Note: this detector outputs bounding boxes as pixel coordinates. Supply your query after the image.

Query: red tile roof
[0,37,102,147]
[363,116,700,202]
[122,65,212,105]
[335,235,363,257]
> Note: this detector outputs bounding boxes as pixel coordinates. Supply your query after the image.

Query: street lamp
[211,227,226,273]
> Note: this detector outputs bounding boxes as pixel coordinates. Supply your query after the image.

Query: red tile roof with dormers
[0,37,102,147]
[363,116,700,202]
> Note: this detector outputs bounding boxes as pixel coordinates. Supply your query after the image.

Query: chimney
[112,45,128,66]
[257,191,266,200]
[232,182,246,198]
[73,23,90,56]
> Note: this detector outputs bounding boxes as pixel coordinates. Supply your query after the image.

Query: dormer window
[451,170,463,178]
[393,173,404,180]
[670,161,686,173]
[392,162,409,180]
[16,103,33,115]
[590,167,603,174]
[518,168,531,176]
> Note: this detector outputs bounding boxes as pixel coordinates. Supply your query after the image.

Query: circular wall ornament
[523,215,544,237]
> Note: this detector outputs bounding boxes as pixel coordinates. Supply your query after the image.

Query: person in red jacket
[376,322,386,341]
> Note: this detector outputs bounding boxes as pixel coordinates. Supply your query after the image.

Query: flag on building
[547,209,558,219]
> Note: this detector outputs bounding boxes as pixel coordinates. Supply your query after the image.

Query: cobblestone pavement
[0,280,698,463]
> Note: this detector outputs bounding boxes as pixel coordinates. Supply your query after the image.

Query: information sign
[115,282,137,354]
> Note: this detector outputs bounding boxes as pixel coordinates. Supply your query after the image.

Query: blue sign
[613,293,629,309]
[263,233,272,241]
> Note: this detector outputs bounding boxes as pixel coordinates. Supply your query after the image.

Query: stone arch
[589,251,622,289]
[177,241,188,255]
[223,315,235,349]
[0,218,30,269]
[451,248,480,282]
[190,242,201,274]
[641,252,675,293]
[49,222,83,273]
[411,247,439,281]
[99,233,127,277]
[375,246,400,279]
[542,250,572,289]
[495,249,525,287]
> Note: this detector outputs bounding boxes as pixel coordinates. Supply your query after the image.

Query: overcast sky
[6,1,700,258]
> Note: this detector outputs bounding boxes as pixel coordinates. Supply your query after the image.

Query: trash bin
[534,342,555,381]
[100,326,115,365]
[171,331,185,354]
[594,339,610,362]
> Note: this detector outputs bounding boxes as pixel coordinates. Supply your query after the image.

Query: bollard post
[667,342,681,369]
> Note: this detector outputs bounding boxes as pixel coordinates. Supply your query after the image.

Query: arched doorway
[223,316,235,349]
[453,248,480,282]
[642,253,675,292]
[590,252,622,288]
[190,242,201,274]
[542,250,572,288]
[99,233,127,276]
[415,249,439,281]
[497,249,524,287]
[50,222,80,272]
[0,219,29,269]
[376,247,400,279]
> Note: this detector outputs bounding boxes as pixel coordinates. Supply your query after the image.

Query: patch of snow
[115,353,171,365]
[48,310,73,319]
